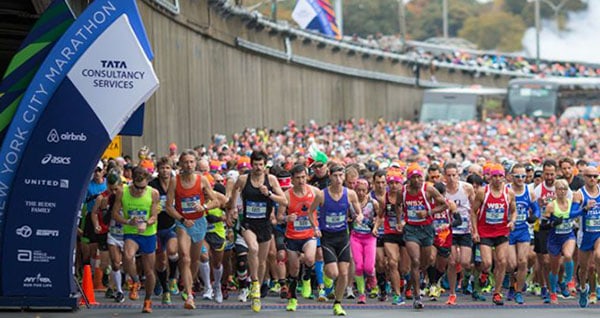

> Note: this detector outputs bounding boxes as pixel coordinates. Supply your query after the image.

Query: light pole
[398,0,407,49]
[442,0,448,38]
[535,0,540,68]
[334,0,343,36]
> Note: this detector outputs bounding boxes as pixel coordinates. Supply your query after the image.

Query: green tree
[343,0,399,36]
[458,11,526,51]
[405,0,480,40]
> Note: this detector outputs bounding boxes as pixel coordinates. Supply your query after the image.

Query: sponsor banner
[0,0,76,143]
[0,0,153,257]
[0,0,158,302]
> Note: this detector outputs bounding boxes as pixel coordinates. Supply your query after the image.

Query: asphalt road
[1,290,599,317]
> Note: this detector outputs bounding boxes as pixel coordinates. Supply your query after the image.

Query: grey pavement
[1,291,600,318]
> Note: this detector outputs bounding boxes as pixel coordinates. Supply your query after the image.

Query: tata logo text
[101,60,127,68]
[41,154,71,165]
[46,129,87,143]
[24,178,69,189]
[16,225,32,238]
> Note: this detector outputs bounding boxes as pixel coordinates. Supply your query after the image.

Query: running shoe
[446,294,457,305]
[429,285,440,301]
[507,287,515,301]
[492,292,504,305]
[250,281,260,299]
[345,286,356,299]
[392,293,405,305]
[154,282,162,296]
[514,292,524,304]
[412,296,424,309]
[162,292,172,305]
[142,299,152,313]
[184,296,196,310]
[286,298,298,311]
[214,285,223,304]
[579,284,589,308]
[260,282,269,298]
[114,291,125,303]
[550,292,558,304]
[129,282,140,300]
[270,282,281,294]
[471,290,486,301]
[105,287,114,299]
[169,278,179,295]
[318,288,328,302]
[301,279,312,299]
[567,281,577,296]
[558,281,572,299]
[238,287,249,303]
[357,294,366,304]
[590,292,597,305]
[251,297,261,312]
[369,285,379,299]
[333,303,347,316]
[202,286,213,300]
[378,289,388,302]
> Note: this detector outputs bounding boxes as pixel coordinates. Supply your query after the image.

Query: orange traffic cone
[81,264,99,305]
[93,267,106,291]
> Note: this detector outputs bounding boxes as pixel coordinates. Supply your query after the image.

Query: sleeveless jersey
[95,190,115,234]
[446,181,471,235]
[581,185,600,233]
[175,174,206,220]
[383,191,400,234]
[122,185,156,236]
[477,185,510,238]
[551,200,573,235]
[353,198,376,235]
[149,177,175,230]
[433,198,452,248]
[403,184,433,226]
[319,187,349,233]
[514,185,533,231]
[241,175,273,221]
[286,185,316,240]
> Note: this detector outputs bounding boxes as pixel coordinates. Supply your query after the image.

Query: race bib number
[585,218,600,233]
[453,215,469,232]
[246,201,267,219]
[181,196,200,214]
[293,216,311,231]
[160,195,167,210]
[555,220,572,235]
[485,208,504,225]
[353,219,372,234]
[128,209,147,221]
[516,202,528,223]
[407,205,426,222]
[325,211,346,230]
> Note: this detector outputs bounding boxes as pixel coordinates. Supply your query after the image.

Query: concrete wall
[121,0,513,156]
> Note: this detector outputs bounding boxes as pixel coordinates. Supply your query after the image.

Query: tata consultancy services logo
[41,154,71,165]
[16,225,33,238]
[46,129,87,144]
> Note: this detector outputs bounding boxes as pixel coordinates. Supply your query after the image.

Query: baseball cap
[406,164,424,179]
[96,161,104,171]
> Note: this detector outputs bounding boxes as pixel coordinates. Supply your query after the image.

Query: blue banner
[0,0,158,308]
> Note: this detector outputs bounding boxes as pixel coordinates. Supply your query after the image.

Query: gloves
[526,214,538,224]
[205,214,221,224]
[551,218,563,228]
[451,213,463,228]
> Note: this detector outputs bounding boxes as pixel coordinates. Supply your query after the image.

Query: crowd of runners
[77,117,600,314]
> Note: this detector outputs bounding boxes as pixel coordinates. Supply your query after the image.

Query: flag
[292,0,341,39]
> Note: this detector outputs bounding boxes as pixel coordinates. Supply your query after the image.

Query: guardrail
[208,0,535,80]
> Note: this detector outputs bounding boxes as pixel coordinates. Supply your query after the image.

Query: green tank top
[122,185,157,236]
[552,199,572,219]
[207,207,226,238]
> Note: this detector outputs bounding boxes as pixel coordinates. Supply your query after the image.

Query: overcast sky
[521,1,600,64]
